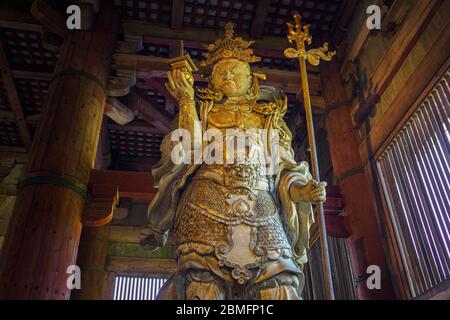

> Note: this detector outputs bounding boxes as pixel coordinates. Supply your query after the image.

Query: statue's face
[211,58,251,97]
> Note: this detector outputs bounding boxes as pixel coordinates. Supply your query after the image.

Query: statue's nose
[224,70,232,80]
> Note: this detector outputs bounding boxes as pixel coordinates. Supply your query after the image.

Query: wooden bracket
[82,183,119,227]
[108,35,143,98]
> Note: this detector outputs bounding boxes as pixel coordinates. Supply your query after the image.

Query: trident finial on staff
[285,13,336,66]
[284,13,336,300]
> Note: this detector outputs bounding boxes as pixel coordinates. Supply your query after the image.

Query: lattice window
[377,71,450,299]
[114,0,172,24]
[264,0,341,37]
[109,129,163,159]
[183,0,255,32]
[15,78,49,117]
[113,275,168,300]
[0,28,59,73]
[0,120,23,147]
[303,237,357,300]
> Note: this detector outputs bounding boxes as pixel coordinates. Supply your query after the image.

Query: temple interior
[0,0,448,300]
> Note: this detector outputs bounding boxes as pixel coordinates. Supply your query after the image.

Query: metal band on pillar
[50,69,109,97]
[17,173,88,199]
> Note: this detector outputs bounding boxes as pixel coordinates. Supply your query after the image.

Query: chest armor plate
[207,104,265,130]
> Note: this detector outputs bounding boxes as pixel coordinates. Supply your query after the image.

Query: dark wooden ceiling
[0,0,354,173]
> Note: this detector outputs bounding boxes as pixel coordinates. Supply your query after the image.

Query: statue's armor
[174,103,302,290]
[207,101,264,130]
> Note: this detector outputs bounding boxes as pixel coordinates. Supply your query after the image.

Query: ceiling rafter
[0,40,32,150]
[171,0,185,30]
[250,0,272,39]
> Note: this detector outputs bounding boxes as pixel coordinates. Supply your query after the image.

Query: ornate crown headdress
[200,22,261,67]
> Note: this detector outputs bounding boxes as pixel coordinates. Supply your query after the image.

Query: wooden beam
[106,256,177,275]
[79,1,98,30]
[30,0,67,38]
[171,0,185,30]
[340,23,372,75]
[141,35,319,74]
[115,88,171,133]
[0,111,15,121]
[25,114,41,126]
[338,0,389,76]
[89,169,157,201]
[109,226,176,246]
[332,0,360,43]
[130,87,173,132]
[123,19,290,52]
[359,20,450,166]
[381,0,413,33]
[94,116,111,171]
[11,70,53,81]
[111,158,159,172]
[0,146,27,153]
[250,0,271,39]
[109,226,143,243]
[0,8,42,32]
[140,78,177,114]
[353,0,443,125]
[104,97,135,125]
[0,41,32,149]
[371,0,442,95]
[107,119,165,135]
[0,151,29,163]
[41,29,63,52]
[115,54,324,108]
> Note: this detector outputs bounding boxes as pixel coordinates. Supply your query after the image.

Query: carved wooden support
[82,183,119,228]
[108,35,143,98]
[352,90,380,125]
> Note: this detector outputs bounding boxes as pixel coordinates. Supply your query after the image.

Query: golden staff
[284,13,336,300]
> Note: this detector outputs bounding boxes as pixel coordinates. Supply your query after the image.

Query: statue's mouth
[223,81,236,87]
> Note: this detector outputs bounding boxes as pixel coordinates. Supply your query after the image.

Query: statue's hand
[139,227,167,252]
[290,179,327,204]
[166,69,195,105]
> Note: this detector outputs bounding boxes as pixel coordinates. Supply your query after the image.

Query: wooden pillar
[70,225,111,300]
[0,4,118,299]
[320,60,395,299]
[71,116,113,300]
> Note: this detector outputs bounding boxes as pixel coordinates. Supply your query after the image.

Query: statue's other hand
[139,227,167,252]
[290,179,327,204]
[166,69,195,104]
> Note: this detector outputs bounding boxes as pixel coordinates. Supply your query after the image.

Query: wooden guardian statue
[140,22,327,300]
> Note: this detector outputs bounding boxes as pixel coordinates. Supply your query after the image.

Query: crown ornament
[200,22,261,67]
